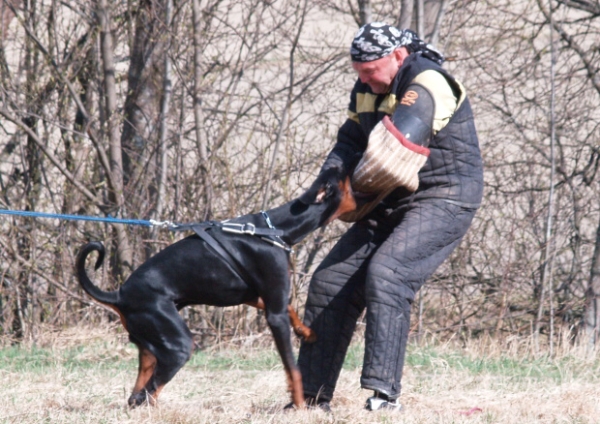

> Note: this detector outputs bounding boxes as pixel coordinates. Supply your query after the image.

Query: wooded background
[0,0,598,353]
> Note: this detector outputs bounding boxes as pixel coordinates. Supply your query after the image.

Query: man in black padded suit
[296,22,484,411]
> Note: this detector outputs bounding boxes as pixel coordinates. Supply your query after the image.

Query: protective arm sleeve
[391,83,435,147]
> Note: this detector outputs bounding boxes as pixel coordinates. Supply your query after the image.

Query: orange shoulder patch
[399,90,419,106]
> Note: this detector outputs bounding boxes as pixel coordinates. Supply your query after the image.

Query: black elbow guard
[392,83,435,147]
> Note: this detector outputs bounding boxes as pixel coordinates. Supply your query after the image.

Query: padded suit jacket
[324,53,484,210]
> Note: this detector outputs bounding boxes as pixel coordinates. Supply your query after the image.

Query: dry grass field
[1,324,600,424]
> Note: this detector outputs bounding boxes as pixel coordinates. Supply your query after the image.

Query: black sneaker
[365,392,402,411]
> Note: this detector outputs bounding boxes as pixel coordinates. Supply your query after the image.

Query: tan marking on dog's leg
[287,368,305,408]
[96,302,129,332]
[245,298,265,309]
[287,305,316,343]
[150,384,166,405]
[132,348,157,395]
[248,299,316,343]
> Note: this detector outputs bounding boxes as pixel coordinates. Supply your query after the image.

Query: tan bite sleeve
[339,116,430,222]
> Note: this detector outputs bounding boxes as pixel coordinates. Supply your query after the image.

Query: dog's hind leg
[126,306,194,407]
[129,347,157,406]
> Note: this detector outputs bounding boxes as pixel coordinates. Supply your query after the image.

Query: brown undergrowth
[1,324,599,423]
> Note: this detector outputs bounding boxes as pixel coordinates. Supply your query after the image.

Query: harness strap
[170,220,284,237]
[220,220,285,237]
[192,224,257,286]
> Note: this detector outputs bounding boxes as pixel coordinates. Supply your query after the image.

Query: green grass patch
[187,348,283,371]
[0,343,135,373]
[2,339,599,386]
[0,342,294,374]
[340,340,600,385]
[342,342,365,370]
[0,345,57,372]
[406,344,600,383]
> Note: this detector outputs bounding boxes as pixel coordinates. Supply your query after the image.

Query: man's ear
[393,46,410,63]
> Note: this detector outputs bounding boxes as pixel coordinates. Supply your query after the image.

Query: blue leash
[0,209,175,229]
[0,209,286,242]
[0,208,291,251]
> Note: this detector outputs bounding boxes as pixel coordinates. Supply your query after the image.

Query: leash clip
[221,222,256,235]
[149,219,176,229]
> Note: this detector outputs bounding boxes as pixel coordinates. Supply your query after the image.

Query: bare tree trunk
[586,219,600,346]
[532,0,556,355]
[546,1,557,355]
[120,0,161,200]
[192,0,213,220]
[149,0,172,250]
[11,0,43,343]
[0,0,18,40]
[358,0,371,25]
[65,36,96,216]
[429,0,448,45]
[416,0,424,37]
[98,0,133,275]
[398,0,414,29]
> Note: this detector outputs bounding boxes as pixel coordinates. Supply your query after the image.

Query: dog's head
[295,166,375,226]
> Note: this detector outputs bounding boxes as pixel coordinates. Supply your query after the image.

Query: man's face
[351,48,408,94]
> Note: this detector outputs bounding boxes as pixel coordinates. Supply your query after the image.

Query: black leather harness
[170,212,291,285]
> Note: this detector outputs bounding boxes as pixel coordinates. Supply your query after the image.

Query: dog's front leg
[264,310,306,408]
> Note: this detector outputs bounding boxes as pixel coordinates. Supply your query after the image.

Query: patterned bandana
[350,22,445,65]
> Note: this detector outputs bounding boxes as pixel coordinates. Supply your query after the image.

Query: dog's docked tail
[76,242,119,306]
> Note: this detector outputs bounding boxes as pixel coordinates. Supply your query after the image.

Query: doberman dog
[75,167,357,409]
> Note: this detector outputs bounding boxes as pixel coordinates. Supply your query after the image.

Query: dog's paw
[128,390,156,408]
